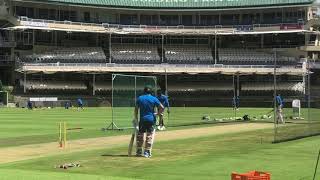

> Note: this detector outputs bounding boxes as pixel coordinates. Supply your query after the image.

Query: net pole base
[102,122,123,131]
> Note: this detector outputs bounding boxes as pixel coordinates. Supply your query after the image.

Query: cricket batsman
[134,86,164,158]
[156,89,170,130]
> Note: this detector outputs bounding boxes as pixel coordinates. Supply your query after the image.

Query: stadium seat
[164,45,213,64]
[111,44,160,64]
[22,47,107,63]
[218,48,297,65]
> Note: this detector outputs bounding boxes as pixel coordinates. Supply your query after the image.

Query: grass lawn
[0,107,319,147]
[0,107,319,179]
[1,129,319,180]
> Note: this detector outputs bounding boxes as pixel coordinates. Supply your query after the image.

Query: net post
[273,49,278,143]
[104,74,123,131]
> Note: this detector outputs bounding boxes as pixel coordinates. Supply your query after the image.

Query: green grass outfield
[0,129,320,180]
[0,107,319,147]
[0,107,319,180]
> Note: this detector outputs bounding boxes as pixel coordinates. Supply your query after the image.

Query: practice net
[106,74,157,130]
[273,60,320,143]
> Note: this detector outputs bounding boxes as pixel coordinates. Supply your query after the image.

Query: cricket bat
[128,119,137,156]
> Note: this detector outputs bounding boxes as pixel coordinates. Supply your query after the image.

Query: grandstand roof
[21,0,315,9]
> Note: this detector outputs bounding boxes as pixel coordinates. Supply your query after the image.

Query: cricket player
[134,86,164,158]
[27,100,33,110]
[156,90,170,130]
[232,96,240,110]
[77,98,84,110]
[276,94,285,124]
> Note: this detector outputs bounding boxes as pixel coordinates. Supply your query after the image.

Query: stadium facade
[0,0,319,107]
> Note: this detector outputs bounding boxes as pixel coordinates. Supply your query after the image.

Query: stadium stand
[168,82,233,91]
[242,82,304,92]
[164,45,213,64]
[20,80,87,90]
[95,82,112,92]
[22,80,87,90]
[1,0,318,109]
[218,49,297,65]
[111,44,160,64]
[23,47,106,63]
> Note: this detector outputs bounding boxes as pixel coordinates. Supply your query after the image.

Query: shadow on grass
[101,154,129,157]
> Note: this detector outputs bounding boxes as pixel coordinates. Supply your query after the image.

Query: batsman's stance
[156,90,170,130]
[134,86,164,158]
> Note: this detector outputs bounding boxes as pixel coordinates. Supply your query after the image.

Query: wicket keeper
[134,86,164,158]
[156,89,170,130]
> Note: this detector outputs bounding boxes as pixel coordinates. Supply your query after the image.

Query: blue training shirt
[157,94,169,108]
[276,96,283,106]
[77,98,83,105]
[136,94,161,123]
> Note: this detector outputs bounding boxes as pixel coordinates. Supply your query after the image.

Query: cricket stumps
[59,122,67,148]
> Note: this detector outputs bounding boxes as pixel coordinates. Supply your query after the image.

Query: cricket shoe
[144,150,152,158]
[161,126,166,131]
[136,149,143,157]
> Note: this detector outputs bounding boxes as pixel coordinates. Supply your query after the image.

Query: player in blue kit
[276,94,284,124]
[156,90,170,130]
[77,98,84,110]
[134,86,164,158]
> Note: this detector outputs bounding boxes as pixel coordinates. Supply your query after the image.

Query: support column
[109,33,112,63]
[23,72,26,94]
[214,34,217,64]
[158,12,161,25]
[303,73,306,95]
[137,13,141,24]
[281,8,284,23]
[117,13,121,24]
[237,74,240,97]
[165,69,168,95]
[92,74,96,96]
[161,34,164,63]
[260,11,264,23]
[305,34,310,46]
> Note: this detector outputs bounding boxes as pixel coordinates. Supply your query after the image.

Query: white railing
[18,16,103,28]
[22,62,297,69]
[18,16,304,31]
